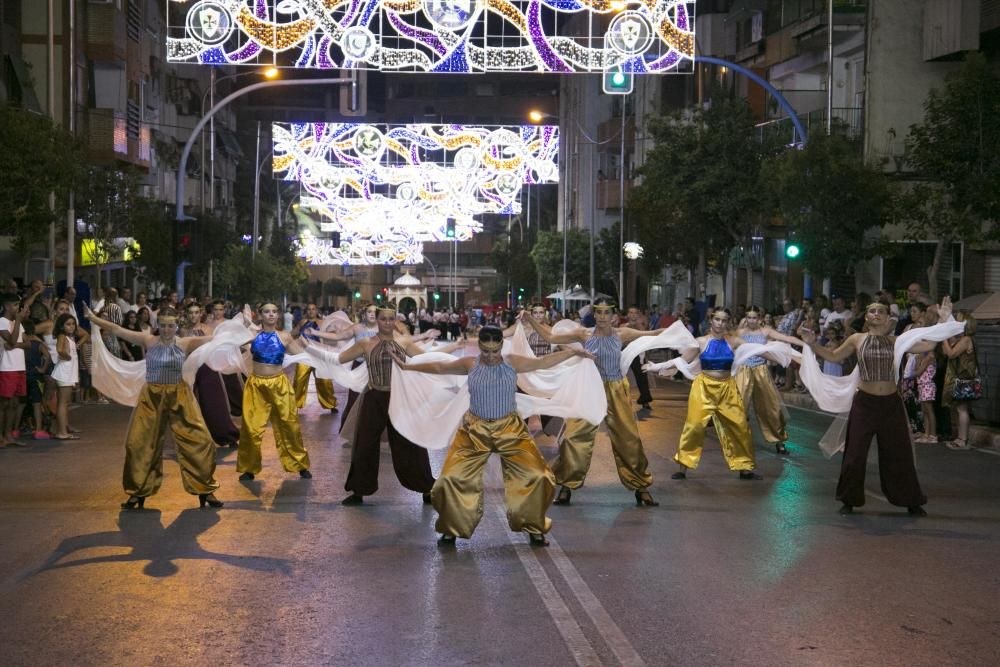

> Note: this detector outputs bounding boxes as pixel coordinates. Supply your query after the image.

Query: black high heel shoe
[438,533,456,545]
[121,495,145,510]
[635,490,659,507]
[775,443,789,455]
[199,493,224,509]
[552,486,572,505]
[528,532,550,546]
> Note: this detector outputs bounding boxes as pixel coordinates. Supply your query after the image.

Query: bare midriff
[252,361,283,377]
[857,379,898,397]
[704,370,731,380]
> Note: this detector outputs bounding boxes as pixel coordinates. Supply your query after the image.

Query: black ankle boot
[199,493,223,509]
[552,486,572,505]
[635,490,659,507]
[121,495,145,510]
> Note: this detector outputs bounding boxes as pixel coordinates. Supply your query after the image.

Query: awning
[546,289,611,302]
[954,292,1000,321]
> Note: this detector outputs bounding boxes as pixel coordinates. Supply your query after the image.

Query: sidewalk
[777,388,1000,450]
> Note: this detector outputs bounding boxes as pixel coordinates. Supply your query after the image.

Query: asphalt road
[1,375,998,666]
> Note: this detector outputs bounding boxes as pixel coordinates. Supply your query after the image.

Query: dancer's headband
[478,339,503,352]
[593,304,617,313]
[158,315,178,324]
[376,306,396,315]
[866,302,888,313]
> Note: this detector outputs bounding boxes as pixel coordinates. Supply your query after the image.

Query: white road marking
[546,535,647,667]
[498,508,603,667]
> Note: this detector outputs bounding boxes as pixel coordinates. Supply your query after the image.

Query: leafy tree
[631,93,777,287]
[530,228,592,296]
[76,166,142,292]
[766,133,891,279]
[0,104,81,257]
[903,52,1000,296]
[215,243,309,305]
[489,231,538,302]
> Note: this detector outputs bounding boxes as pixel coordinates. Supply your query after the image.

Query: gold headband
[376,306,396,314]
[158,315,178,323]
[478,339,503,352]
[866,302,888,312]
[594,305,616,313]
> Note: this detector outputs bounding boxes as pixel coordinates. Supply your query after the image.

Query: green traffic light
[433,293,440,300]
[354,291,361,298]
[612,72,626,86]
[786,244,801,259]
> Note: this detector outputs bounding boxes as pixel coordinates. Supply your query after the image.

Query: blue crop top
[146,342,185,384]
[251,331,285,365]
[700,338,734,372]
[740,332,767,367]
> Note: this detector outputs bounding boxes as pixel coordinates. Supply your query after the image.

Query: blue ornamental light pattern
[275,122,558,265]
[167,1,695,73]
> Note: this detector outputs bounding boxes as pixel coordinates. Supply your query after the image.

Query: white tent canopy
[546,288,611,303]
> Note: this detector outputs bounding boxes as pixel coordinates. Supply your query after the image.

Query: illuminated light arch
[167,1,696,73]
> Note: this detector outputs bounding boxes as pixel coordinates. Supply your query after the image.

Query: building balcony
[596,179,633,210]
[754,107,864,145]
[84,109,151,168]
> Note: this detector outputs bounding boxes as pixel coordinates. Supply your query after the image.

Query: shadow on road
[30,508,293,579]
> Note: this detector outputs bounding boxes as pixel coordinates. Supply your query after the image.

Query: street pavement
[1,371,999,666]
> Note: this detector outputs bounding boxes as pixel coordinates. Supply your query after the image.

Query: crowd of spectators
[0,275,982,449]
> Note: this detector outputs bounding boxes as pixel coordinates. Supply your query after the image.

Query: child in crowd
[52,313,87,439]
[21,319,52,439]
[914,348,937,443]
[821,324,844,377]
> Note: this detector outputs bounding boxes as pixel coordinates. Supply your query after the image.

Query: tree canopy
[766,133,891,279]
[0,105,81,254]
[630,94,775,275]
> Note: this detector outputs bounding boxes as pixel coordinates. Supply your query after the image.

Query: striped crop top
[468,359,517,420]
[585,334,623,381]
[740,332,767,367]
[365,337,404,391]
[857,335,894,382]
[146,342,185,384]
[528,331,551,357]
[251,331,285,365]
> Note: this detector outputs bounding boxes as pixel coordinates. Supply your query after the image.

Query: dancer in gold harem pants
[123,383,219,498]
[734,363,788,444]
[433,412,555,538]
[238,373,311,475]
[553,378,653,491]
[675,374,755,471]
[293,363,337,410]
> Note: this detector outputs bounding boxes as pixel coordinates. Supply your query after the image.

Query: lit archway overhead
[168,1,695,73]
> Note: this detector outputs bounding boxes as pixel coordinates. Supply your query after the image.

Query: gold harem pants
[293,363,337,410]
[553,378,652,491]
[432,412,555,539]
[237,373,311,475]
[122,383,219,498]
[675,374,755,471]
[734,364,788,444]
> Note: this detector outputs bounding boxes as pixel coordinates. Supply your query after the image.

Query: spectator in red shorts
[1,293,29,447]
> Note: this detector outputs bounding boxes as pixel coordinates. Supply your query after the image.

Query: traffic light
[354,290,361,299]
[445,218,456,239]
[785,243,801,259]
[517,287,525,301]
[433,292,440,301]
[375,292,382,301]
[603,68,633,95]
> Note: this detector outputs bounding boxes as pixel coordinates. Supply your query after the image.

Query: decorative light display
[275,122,558,265]
[167,1,695,73]
[623,241,643,259]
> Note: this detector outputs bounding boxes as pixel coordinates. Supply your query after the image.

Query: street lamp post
[529,107,624,310]
[200,67,278,213]
[175,76,352,298]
